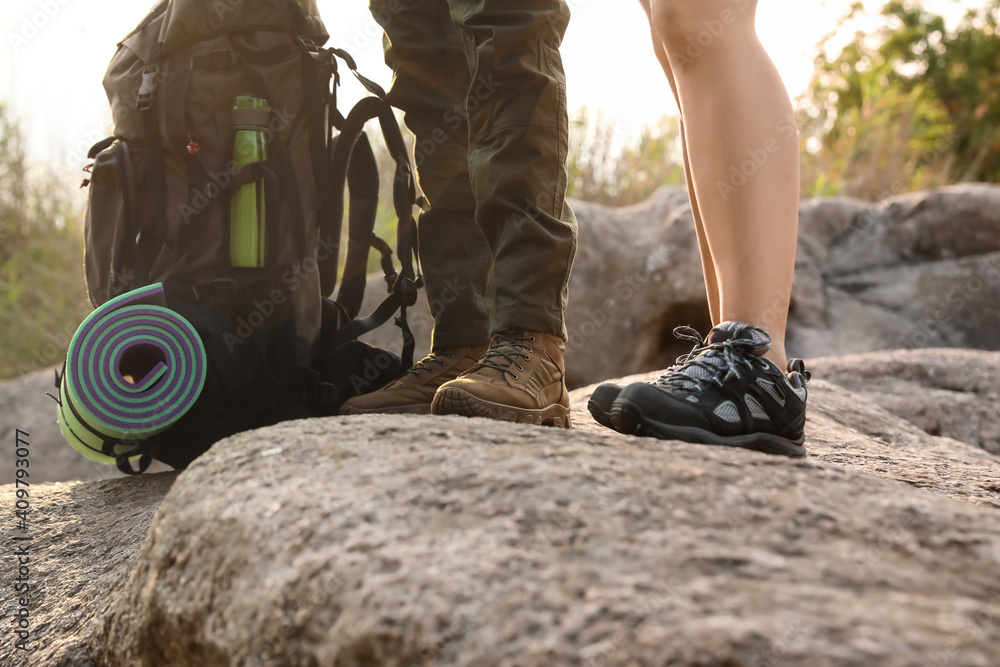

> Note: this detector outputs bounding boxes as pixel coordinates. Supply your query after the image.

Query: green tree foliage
[0,104,90,380]
[566,108,684,206]
[801,0,1000,198]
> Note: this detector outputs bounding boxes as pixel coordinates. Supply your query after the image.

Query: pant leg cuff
[430,318,492,350]
[490,305,567,342]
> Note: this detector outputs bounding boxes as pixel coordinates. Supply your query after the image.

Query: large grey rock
[808,348,1000,455]
[7,364,1000,666]
[0,473,178,665]
[790,184,1000,357]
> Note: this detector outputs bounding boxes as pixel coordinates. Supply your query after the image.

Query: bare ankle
[764,348,788,370]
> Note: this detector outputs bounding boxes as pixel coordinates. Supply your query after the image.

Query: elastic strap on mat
[103,440,153,476]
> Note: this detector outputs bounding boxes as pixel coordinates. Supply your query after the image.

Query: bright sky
[0,0,981,176]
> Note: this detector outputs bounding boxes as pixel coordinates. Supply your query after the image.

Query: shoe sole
[587,399,618,431]
[586,383,625,432]
[432,387,572,429]
[611,399,806,458]
[339,403,431,416]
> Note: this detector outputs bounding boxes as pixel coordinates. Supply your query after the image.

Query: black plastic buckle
[306,382,339,406]
[382,270,399,293]
[191,278,241,302]
[210,49,232,69]
[137,67,160,111]
[392,276,419,308]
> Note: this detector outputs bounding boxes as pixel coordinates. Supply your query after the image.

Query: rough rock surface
[364,184,1000,387]
[6,369,1000,667]
[790,184,1000,359]
[0,473,177,666]
[808,348,1000,455]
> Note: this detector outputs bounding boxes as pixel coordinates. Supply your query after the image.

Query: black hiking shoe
[587,333,704,432]
[587,383,623,430]
[609,322,810,457]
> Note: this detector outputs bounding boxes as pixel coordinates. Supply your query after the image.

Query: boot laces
[654,325,770,392]
[472,333,534,379]
[403,350,454,378]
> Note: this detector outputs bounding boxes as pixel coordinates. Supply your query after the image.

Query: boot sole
[432,388,572,429]
[611,399,806,458]
[339,403,431,416]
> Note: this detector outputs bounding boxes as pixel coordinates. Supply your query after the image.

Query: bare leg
[647,0,799,367]
[639,0,722,324]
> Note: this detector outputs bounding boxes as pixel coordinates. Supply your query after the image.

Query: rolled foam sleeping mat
[57,283,207,464]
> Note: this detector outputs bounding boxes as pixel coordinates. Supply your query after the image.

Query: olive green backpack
[75,0,422,472]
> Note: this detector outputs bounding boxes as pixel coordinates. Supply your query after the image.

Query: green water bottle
[230,96,270,267]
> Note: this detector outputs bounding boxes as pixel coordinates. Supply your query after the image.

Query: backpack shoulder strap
[321,61,422,367]
[133,60,169,288]
[337,130,381,319]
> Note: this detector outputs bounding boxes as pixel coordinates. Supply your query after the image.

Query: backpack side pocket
[84,139,148,306]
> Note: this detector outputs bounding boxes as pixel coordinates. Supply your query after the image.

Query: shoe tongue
[706,321,771,356]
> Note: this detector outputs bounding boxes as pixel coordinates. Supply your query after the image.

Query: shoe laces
[472,333,535,380]
[669,324,705,366]
[403,350,455,378]
[654,325,771,392]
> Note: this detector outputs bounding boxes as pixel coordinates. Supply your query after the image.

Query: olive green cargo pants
[369,0,578,349]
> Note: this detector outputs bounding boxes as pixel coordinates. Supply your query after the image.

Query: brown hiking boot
[431,332,572,428]
[339,346,487,415]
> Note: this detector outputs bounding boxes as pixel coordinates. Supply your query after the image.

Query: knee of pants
[648,0,752,61]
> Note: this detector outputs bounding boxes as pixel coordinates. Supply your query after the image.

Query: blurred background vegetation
[0,103,91,380]
[800,0,1000,199]
[2,0,998,380]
